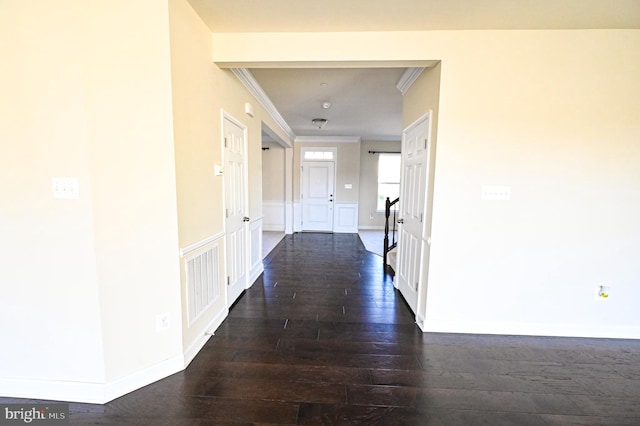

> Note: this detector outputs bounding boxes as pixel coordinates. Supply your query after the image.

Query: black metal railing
[383,196,399,267]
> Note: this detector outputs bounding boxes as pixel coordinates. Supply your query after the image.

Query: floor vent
[186,246,220,325]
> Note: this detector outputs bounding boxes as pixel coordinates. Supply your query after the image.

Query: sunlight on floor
[357,230,384,257]
[262,231,285,259]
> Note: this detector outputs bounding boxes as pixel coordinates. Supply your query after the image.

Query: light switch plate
[52,177,79,199]
[481,185,511,200]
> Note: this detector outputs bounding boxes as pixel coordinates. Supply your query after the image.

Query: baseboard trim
[183,308,228,367]
[358,226,385,231]
[103,355,184,403]
[0,355,184,404]
[423,320,640,339]
[250,263,264,285]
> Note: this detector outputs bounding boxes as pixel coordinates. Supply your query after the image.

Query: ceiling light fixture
[311,118,328,129]
[321,101,331,109]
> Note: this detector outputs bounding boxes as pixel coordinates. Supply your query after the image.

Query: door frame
[221,110,250,307]
[299,147,337,232]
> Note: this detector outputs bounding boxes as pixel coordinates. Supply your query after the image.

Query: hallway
[3,233,640,424]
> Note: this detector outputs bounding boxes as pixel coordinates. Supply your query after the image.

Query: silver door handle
[243,217,250,222]
[397,219,404,224]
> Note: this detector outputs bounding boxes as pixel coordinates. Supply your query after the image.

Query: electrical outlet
[156,313,170,332]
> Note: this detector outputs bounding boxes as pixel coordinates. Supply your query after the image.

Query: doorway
[300,148,336,232]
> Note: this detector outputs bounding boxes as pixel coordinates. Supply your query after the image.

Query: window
[377,154,401,211]
[303,151,334,160]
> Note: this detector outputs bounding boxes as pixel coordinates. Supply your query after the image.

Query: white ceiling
[251,68,407,141]
[187,0,640,142]
[187,0,640,33]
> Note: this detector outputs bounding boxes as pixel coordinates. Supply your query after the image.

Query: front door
[224,115,248,306]
[301,161,335,232]
[396,113,431,314]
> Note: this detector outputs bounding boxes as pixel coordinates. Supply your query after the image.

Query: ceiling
[187,0,640,142]
[187,0,640,33]
[251,68,407,142]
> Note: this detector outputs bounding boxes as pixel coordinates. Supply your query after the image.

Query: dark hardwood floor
[3,233,640,425]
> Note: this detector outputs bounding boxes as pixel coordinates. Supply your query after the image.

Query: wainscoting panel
[333,202,358,233]
[183,239,222,327]
[249,217,264,284]
[262,200,285,232]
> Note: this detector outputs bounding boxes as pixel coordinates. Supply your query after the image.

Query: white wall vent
[185,245,220,325]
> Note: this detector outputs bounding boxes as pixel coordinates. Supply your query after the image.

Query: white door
[396,113,431,314]
[301,161,335,232]
[224,115,248,306]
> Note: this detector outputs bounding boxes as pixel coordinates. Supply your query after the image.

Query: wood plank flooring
[3,233,640,425]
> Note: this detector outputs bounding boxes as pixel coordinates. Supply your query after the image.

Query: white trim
[231,68,296,142]
[249,215,264,224]
[293,202,302,233]
[0,356,184,404]
[396,67,426,95]
[358,225,385,231]
[404,109,432,135]
[179,232,226,258]
[103,356,184,403]
[295,136,360,144]
[183,308,228,367]
[249,217,264,284]
[285,201,294,234]
[423,320,640,340]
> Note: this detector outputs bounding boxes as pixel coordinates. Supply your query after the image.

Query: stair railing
[383,196,400,267]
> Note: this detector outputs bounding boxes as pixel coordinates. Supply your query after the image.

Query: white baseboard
[423,319,640,339]
[0,355,184,404]
[358,226,385,231]
[250,262,264,284]
[183,308,228,367]
[102,356,184,403]
[249,217,264,284]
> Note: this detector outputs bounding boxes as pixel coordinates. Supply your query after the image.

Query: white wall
[212,30,640,339]
[0,2,106,388]
[168,0,292,366]
[0,0,184,402]
[262,142,286,231]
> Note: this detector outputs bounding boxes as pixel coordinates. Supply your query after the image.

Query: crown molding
[231,68,296,142]
[396,67,426,95]
[295,136,361,144]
